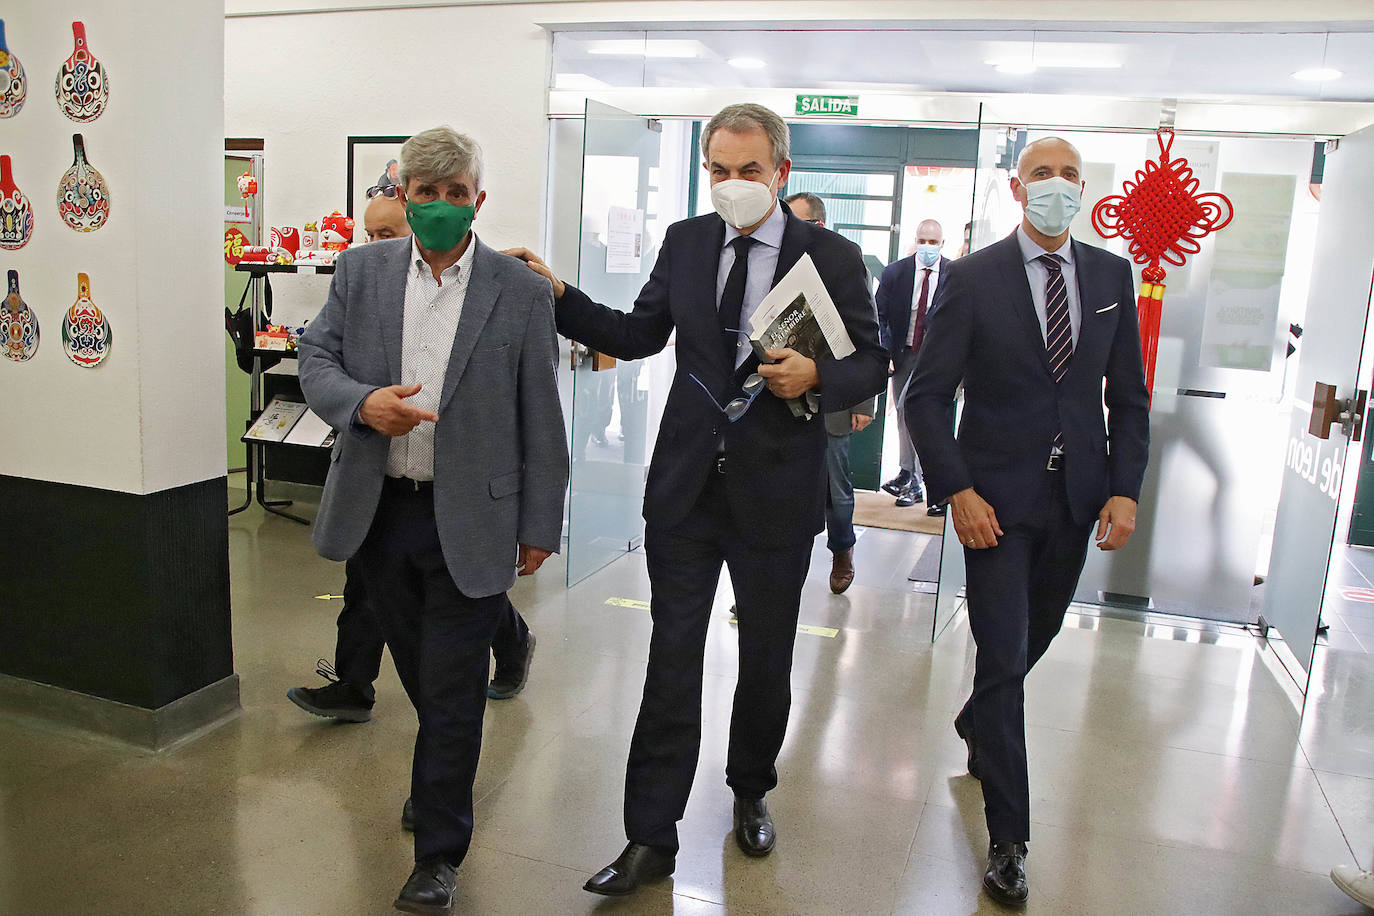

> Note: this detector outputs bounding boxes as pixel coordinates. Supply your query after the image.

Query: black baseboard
[0,474,234,710]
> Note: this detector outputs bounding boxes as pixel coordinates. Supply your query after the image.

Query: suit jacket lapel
[377,239,411,385]
[1067,239,1112,376]
[995,233,1052,376]
[438,237,499,415]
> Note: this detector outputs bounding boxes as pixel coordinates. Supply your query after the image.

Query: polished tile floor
[2,501,1373,915]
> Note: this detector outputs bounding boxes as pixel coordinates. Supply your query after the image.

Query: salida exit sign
[795,94,859,116]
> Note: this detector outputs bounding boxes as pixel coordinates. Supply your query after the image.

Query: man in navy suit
[905,137,1150,906]
[513,103,887,897]
[877,220,952,512]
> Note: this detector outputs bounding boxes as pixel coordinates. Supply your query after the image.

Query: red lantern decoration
[1091,129,1234,404]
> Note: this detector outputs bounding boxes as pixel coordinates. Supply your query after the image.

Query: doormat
[853,489,944,535]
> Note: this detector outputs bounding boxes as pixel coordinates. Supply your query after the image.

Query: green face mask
[406,199,476,252]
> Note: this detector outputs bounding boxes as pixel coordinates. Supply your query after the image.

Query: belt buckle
[1046,454,1063,471]
[714,456,727,476]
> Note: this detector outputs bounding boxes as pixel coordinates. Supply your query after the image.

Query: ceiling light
[586,39,703,59]
[1293,67,1342,81]
[553,73,610,91]
[728,57,767,70]
[991,61,1037,75]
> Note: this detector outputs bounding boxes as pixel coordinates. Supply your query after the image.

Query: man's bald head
[1016,137,1082,183]
[916,219,944,245]
[364,194,410,242]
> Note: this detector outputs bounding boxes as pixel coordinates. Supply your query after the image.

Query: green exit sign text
[795,94,859,117]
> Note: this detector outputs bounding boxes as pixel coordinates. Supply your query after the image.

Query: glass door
[1264,122,1374,682]
[785,167,901,491]
[565,100,669,586]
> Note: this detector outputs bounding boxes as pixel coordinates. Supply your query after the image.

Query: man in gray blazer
[785,192,876,593]
[298,126,567,914]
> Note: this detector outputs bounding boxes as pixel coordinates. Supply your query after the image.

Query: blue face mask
[915,243,941,267]
[1022,176,1082,237]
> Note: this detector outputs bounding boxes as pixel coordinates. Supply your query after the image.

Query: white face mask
[915,243,941,267]
[711,171,778,230]
[1022,176,1082,237]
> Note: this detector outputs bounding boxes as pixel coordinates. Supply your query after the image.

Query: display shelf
[253,348,299,359]
[234,263,335,275]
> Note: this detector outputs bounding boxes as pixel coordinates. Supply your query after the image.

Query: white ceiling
[552,27,1374,103]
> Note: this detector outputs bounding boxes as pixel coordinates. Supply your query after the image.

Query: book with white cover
[282,407,335,447]
[746,254,855,417]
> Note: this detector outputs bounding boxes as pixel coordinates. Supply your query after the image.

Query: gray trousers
[892,351,924,486]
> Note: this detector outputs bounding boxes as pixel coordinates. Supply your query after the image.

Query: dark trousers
[357,484,505,866]
[335,555,385,702]
[335,558,529,702]
[956,467,1091,843]
[627,469,812,852]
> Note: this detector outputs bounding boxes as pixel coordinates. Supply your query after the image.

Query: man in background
[784,191,876,593]
[877,219,951,514]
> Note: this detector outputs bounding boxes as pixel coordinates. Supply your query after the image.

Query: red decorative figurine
[1091,128,1234,404]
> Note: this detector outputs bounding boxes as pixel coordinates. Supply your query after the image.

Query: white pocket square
[1095,302,1118,314]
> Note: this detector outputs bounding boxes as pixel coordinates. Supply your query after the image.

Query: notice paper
[243,398,308,442]
[605,206,644,274]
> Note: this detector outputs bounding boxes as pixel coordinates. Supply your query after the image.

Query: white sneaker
[1331,864,1374,908]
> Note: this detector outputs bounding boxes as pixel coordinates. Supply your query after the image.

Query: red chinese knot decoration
[1091,128,1233,403]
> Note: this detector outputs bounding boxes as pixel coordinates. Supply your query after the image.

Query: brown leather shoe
[829,548,855,594]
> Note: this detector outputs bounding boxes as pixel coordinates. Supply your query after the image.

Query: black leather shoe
[954,715,981,780]
[286,661,374,723]
[583,843,675,896]
[895,484,920,508]
[733,796,776,857]
[488,632,536,700]
[983,841,1028,906]
[927,503,946,517]
[394,859,457,913]
[402,797,415,832]
[881,469,912,496]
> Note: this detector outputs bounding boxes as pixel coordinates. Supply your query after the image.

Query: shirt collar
[410,233,478,279]
[722,199,786,251]
[1016,224,1074,268]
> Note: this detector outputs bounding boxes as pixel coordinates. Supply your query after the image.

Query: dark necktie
[718,236,756,368]
[1039,253,1072,450]
[911,267,932,353]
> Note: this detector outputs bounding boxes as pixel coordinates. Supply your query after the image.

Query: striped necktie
[1039,253,1071,450]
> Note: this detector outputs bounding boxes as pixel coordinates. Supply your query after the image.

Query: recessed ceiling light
[991,61,1037,75]
[1293,67,1342,81]
[728,57,767,70]
[586,39,703,59]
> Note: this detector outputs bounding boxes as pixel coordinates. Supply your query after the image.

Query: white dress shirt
[1016,225,1081,349]
[386,236,477,480]
[905,257,941,348]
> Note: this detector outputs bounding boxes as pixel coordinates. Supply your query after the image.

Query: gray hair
[784,192,826,223]
[399,127,484,191]
[701,103,790,168]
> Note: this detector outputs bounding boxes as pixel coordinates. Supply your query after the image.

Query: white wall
[226,0,1374,326]
[0,0,224,494]
[225,5,558,325]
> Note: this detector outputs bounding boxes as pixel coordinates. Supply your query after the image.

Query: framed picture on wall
[345,135,409,234]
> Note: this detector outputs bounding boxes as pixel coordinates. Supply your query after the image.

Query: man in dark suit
[513,103,886,897]
[905,137,1150,906]
[299,127,568,913]
[877,219,952,513]
[784,191,876,593]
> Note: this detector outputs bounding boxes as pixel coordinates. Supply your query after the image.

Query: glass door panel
[566,100,667,586]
